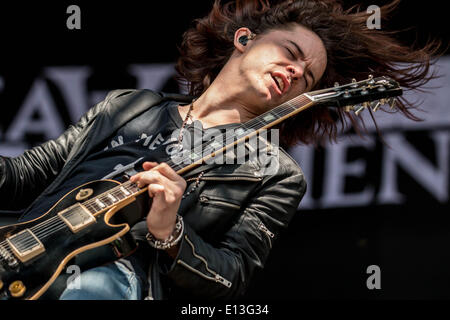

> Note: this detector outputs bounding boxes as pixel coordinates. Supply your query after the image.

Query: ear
[233,27,255,53]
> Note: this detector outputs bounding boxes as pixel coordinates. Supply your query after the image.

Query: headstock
[305,75,403,115]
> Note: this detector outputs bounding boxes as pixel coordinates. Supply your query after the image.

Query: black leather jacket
[0,89,306,299]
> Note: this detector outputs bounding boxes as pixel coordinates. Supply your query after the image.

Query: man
[0,0,439,299]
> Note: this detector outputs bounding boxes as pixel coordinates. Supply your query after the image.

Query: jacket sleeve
[158,161,307,299]
[0,90,123,211]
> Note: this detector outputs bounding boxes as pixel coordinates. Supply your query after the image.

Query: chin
[252,86,272,103]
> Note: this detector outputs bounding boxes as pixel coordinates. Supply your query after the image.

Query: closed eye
[284,46,312,89]
[285,47,296,60]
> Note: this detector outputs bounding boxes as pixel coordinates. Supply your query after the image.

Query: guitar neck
[173,94,314,175]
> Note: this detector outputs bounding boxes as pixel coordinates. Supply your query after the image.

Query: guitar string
[1,102,303,251]
[20,101,300,238]
[22,100,303,235]
[0,243,15,260]
[26,181,141,234]
[0,182,142,252]
[1,97,310,252]
[3,180,143,250]
[18,194,132,246]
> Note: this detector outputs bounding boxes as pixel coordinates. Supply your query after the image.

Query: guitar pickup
[58,203,96,233]
[6,229,45,263]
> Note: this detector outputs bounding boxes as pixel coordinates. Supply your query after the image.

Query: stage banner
[0,57,448,215]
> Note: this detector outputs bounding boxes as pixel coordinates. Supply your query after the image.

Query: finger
[148,183,165,194]
[154,162,182,181]
[148,183,165,196]
[133,170,172,188]
[142,161,158,171]
[130,168,159,183]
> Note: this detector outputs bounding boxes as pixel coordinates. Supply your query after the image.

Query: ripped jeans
[59,259,143,300]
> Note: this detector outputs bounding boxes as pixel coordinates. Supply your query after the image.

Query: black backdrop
[0,1,449,300]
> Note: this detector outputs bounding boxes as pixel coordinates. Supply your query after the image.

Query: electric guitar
[0,76,402,299]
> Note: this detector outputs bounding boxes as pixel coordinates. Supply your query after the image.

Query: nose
[286,65,304,82]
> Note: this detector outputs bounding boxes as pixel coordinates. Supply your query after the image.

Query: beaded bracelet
[146,215,184,250]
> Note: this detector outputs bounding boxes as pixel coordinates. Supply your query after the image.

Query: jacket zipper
[185,176,262,183]
[199,196,241,210]
[258,222,275,248]
[177,235,232,288]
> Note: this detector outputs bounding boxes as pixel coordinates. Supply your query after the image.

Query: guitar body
[0,179,146,300]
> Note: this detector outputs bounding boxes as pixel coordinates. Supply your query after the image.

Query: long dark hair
[176,0,443,146]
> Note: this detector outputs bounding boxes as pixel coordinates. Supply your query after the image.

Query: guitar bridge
[58,203,96,233]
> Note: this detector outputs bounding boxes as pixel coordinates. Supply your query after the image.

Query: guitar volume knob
[9,280,26,298]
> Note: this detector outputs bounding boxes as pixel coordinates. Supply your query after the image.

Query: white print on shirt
[139,133,153,146]
[104,132,176,151]
[148,133,165,150]
[101,157,144,180]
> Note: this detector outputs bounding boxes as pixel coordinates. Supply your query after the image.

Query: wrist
[146,215,184,250]
[148,227,174,241]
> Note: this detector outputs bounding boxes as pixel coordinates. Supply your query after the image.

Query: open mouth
[273,75,284,92]
[271,73,289,94]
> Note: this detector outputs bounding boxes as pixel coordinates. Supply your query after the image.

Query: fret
[120,186,131,196]
[107,194,117,203]
[83,203,97,213]
[99,195,112,206]
[189,151,200,161]
[234,127,248,138]
[112,189,126,200]
[95,198,106,209]
[284,100,298,110]
[171,163,184,172]
[126,183,141,194]
[209,140,222,151]
[202,145,215,157]
[262,112,276,123]
[86,201,100,213]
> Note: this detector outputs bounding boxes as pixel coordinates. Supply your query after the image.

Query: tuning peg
[368,74,375,84]
[343,90,351,98]
[344,105,353,112]
[377,85,386,92]
[334,82,340,87]
[351,78,358,88]
[370,101,381,112]
[360,86,369,95]
[388,98,397,110]
[354,104,365,116]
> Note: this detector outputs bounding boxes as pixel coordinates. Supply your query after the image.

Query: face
[233,24,327,113]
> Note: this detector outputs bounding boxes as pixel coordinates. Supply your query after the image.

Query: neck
[198,89,258,121]
[180,68,261,129]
